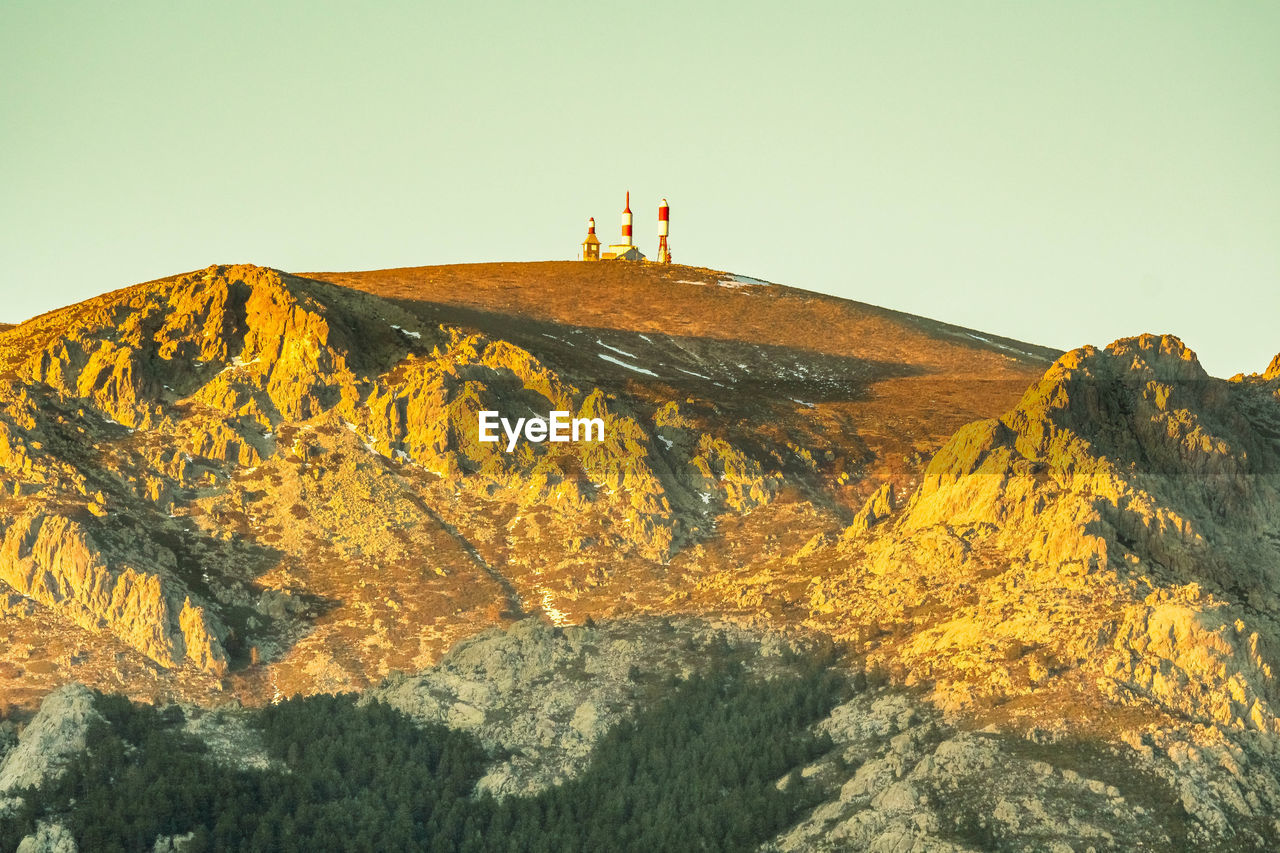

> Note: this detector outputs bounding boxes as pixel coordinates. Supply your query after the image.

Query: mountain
[5,260,1280,849]
[0,261,1052,710]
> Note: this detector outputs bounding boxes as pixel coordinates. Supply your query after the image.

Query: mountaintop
[0,261,1054,709]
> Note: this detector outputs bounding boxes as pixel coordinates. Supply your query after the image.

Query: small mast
[657,198,670,264]
[620,191,633,246]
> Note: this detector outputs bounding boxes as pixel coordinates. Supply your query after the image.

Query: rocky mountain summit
[0,261,1050,709]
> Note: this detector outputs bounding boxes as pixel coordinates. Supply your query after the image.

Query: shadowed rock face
[0,683,99,796]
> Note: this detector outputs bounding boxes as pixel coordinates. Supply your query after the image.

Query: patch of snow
[657,436,674,450]
[638,334,655,343]
[597,353,659,377]
[966,332,1039,358]
[539,588,571,627]
[724,273,774,286]
[698,492,712,504]
[596,339,637,359]
[790,398,816,408]
[674,366,711,380]
[218,355,262,375]
[391,324,422,340]
[675,279,707,285]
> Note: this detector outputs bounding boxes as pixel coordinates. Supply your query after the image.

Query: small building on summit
[601,244,645,261]
[581,218,601,261]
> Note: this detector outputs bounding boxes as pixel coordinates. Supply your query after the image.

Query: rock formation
[372,617,793,797]
[14,822,77,853]
[811,335,1280,729]
[0,683,100,797]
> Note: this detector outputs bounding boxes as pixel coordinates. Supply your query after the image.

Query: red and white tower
[581,217,600,261]
[657,198,671,264]
[620,191,633,246]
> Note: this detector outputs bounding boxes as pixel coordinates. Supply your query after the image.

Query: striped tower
[581,217,600,260]
[621,191,633,246]
[657,198,671,264]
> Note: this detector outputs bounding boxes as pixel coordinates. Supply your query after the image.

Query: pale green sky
[2,2,1277,376]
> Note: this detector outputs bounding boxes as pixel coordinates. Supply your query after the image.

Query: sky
[2,2,1277,377]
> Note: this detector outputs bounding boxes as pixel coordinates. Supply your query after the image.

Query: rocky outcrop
[178,597,228,675]
[1265,352,1280,381]
[0,511,225,673]
[15,822,77,853]
[372,617,794,797]
[0,683,100,795]
[150,832,195,853]
[19,264,411,429]
[816,334,1280,734]
[846,482,895,537]
[772,688,1280,851]
[350,333,686,560]
[772,692,1154,851]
